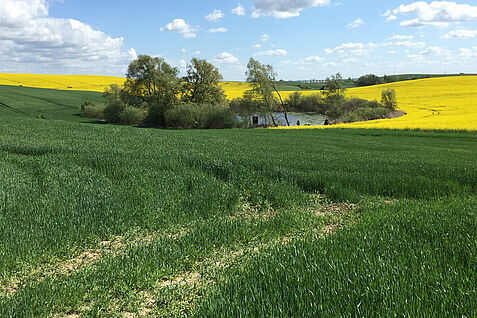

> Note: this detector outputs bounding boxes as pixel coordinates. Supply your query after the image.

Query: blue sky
[1,0,477,80]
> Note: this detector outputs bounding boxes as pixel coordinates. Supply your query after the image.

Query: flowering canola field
[0,73,252,97]
[0,73,125,92]
[1,73,476,130]
[282,76,477,131]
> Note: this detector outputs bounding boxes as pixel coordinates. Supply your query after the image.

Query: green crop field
[0,85,103,122]
[0,87,476,317]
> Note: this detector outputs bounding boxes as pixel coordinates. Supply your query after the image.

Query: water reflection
[239,112,327,127]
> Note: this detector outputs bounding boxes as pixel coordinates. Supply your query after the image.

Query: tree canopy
[123,55,181,107]
[182,58,226,105]
[245,57,289,126]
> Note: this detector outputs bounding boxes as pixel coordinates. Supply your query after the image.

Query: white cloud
[459,47,477,59]
[261,33,270,42]
[181,48,187,53]
[420,46,451,57]
[213,52,240,64]
[208,27,227,33]
[443,29,477,39]
[0,0,136,75]
[323,62,337,67]
[232,4,245,16]
[254,49,288,57]
[324,42,376,57]
[393,41,426,48]
[346,18,364,29]
[206,9,224,22]
[194,50,201,55]
[252,44,262,48]
[390,1,477,28]
[252,0,330,19]
[282,55,325,66]
[390,34,414,40]
[303,56,324,62]
[161,19,197,38]
[383,10,398,22]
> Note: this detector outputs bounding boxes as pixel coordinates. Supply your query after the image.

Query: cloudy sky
[1,0,477,80]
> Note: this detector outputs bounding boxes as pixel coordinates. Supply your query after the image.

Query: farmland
[0,73,476,316]
[2,73,477,131]
[0,110,476,316]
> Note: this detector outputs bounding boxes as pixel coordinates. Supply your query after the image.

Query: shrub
[81,105,105,119]
[300,93,324,113]
[338,107,390,123]
[103,100,126,123]
[381,88,398,110]
[120,107,146,125]
[203,106,238,129]
[164,103,202,129]
[80,100,95,112]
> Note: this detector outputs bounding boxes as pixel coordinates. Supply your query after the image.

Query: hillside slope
[277,76,477,131]
[0,85,103,122]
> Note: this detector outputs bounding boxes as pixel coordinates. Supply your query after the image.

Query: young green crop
[0,113,476,316]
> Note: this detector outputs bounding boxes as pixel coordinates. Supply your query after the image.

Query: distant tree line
[81,55,398,128]
[355,73,470,87]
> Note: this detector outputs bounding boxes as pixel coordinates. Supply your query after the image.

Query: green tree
[245,58,290,126]
[123,55,181,108]
[285,92,303,112]
[323,73,345,105]
[182,58,226,105]
[357,74,381,87]
[381,88,398,110]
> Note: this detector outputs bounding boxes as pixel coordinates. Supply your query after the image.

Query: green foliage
[357,74,381,86]
[80,100,95,112]
[324,97,387,121]
[246,57,289,126]
[80,104,105,120]
[338,106,390,123]
[164,102,202,129]
[119,107,146,125]
[123,55,181,108]
[381,88,398,110]
[164,103,238,129]
[202,106,238,129]
[322,73,345,104]
[284,92,324,113]
[182,58,226,105]
[103,99,126,123]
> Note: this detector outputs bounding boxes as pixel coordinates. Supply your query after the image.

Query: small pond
[239,112,327,127]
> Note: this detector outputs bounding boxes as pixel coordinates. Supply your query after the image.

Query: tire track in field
[0,101,28,116]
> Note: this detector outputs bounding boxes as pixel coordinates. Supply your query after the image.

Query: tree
[357,74,381,87]
[182,58,226,105]
[381,88,398,111]
[123,55,181,108]
[285,92,303,112]
[323,73,345,105]
[245,58,290,126]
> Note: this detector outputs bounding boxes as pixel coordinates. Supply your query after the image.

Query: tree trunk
[273,84,290,126]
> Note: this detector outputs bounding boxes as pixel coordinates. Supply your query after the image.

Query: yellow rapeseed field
[1,73,476,130]
[277,76,477,131]
[0,73,125,92]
